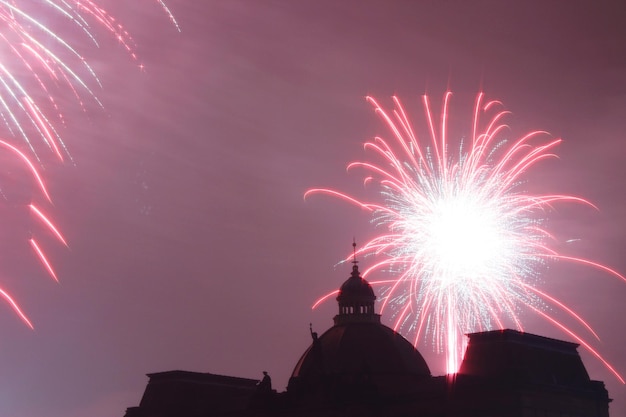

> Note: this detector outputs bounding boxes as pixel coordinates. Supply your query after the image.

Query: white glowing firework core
[426,195,503,278]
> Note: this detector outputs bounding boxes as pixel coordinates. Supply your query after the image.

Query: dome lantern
[334,243,380,325]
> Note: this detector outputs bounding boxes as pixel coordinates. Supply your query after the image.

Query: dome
[291,322,431,379]
[334,264,378,325]
[337,264,375,300]
[288,321,431,400]
[287,260,431,400]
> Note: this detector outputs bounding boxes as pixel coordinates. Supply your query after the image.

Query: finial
[352,238,358,265]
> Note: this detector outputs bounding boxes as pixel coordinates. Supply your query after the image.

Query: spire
[351,238,360,278]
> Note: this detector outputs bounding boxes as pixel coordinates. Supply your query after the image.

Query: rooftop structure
[123,254,612,417]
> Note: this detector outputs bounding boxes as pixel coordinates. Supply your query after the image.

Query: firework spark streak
[306,92,625,382]
[0,1,178,326]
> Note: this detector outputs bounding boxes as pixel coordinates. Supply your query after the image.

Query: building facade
[123,262,612,417]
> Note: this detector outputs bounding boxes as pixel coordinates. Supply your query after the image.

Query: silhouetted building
[123,262,612,417]
[123,371,259,417]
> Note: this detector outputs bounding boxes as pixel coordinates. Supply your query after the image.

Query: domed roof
[337,264,376,303]
[291,322,431,379]
[288,256,431,399]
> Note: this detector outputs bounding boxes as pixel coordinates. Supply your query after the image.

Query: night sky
[0,2,625,416]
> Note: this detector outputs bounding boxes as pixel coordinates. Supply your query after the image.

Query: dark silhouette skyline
[123,262,611,416]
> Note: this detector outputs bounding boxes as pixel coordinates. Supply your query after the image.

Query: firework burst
[306,92,625,381]
[0,1,178,326]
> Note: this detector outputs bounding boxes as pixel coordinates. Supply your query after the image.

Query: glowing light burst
[0,1,179,157]
[306,92,626,381]
[0,1,178,326]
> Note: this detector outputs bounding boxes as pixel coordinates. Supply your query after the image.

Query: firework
[306,92,625,381]
[0,1,178,326]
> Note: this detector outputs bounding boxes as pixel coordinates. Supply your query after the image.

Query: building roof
[121,251,612,416]
[337,264,376,301]
[291,321,431,379]
[288,262,431,399]
[459,329,592,386]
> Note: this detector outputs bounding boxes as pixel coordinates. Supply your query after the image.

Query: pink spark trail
[306,92,625,381]
[0,1,178,327]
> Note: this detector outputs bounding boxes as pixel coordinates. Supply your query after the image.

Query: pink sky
[0,2,624,416]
